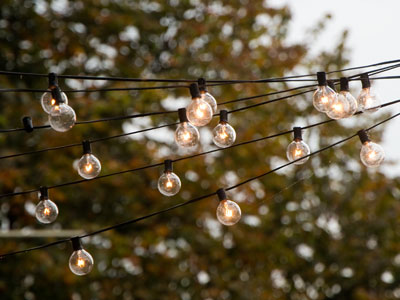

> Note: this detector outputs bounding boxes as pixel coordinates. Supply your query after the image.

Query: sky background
[271,0,400,176]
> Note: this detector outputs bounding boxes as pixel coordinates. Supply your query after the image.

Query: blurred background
[0,0,400,299]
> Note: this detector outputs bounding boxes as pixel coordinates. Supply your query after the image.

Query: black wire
[1,111,399,259]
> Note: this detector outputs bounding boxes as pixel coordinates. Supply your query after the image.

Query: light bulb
[69,238,94,276]
[77,141,101,179]
[212,110,236,148]
[313,72,337,112]
[41,91,68,114]
[286,127,310,165]
[186,83,213,127]
[216,189,241,226]
[326,95,350,120]
[35,187,58,224]
[198,78,218,113]
[336,77,357,118]
[158,160,181,196]
[358,130,384,168]
[49,103,76,132]
[175,108,200,148]
[357,73,381,113]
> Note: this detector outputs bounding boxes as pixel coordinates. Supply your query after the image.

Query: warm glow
[43,207,51,216]
[199,103,207,110]
[51,99,56,105]
[366,97,373,107]
[195,109,204,118]
[332,103,343,112]
[219,130,228,139]
[226,209,233,217]
[77,258,85,268]
[294,149,303,157]
[85,164,93,172]
[54,105,60,111]
[183,131,191,141]
[166,180,173,188]
[321,96,328,104]
[368,151,376,159]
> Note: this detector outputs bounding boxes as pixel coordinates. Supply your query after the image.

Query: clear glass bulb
[35,199,58,224]
[286,140,310,165]
[69,249,94,276]
[175,122,200,148]
[357,87,381,113]
[313,85,337,112]
[339,91,358,118]
[216,199,241,226]
[158,171,181,196]
[48,103,76,132]
[201,91,217,113]
[212,123,236,148]
[360,141,385,168]
[326,95,351,120]
[78,153,102,179]
[186,97,213,127]
[41,91,68,114]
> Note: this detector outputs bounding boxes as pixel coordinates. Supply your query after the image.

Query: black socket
[82,140,92,154]
[39,186,48,200]
[71,237,83,251]
[164,159,173,172]
[189,83,201,99]
[293,127,302,141]
[340,77,349,92]
[50,86,65,105]
[327,80,336,92]
[360,73,371,89]
[220,110,228,123]
[22,116,34,133]
[48,72,58,89]
[216,188,227,201]
[178,108,188,123]
[357,129,370,144]
[317,72,327,86]
[198,78,207,92]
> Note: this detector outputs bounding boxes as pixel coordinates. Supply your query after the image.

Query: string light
[357,73,382,112]
[313,72,337,113]
[41,73,68,114]
[326,77,354,119]
[35,186,58,224]
[198,78,217,113]
[48,85,76,132]
[175,108,200,148]
[77,141,102,179]
[357,129,385,168]
[216,188,241,226]
[212,110,236,148]
[157,160,181,196]
[186,83,213,127]
[339,77,358,117]
[69,237,94,276]
[286,127,310,165]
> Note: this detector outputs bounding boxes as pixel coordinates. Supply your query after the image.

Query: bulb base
[50,86,65,105]
[198,78,208,92]
[178,108,189,123]
[48,72,58,89]
[71,237,83,251]
[293,127,302,141]
[360,73,371,89]
[82,140,92,154]
[22,116,34,133]
[39,186,48,200]
[216,188,227,201]
[164,159,173,172]
[189,83,201,99]
[220,110,228,123]
[340,77,349,92]
[317,72,327,86]
[327,80,336,92]
[358,129,371,144]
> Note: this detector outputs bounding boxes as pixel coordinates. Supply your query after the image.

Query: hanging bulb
[337,77,358,118]
[157,160,181,196]
[357,73,381,113]
[313,72,338,112]
[326,79,351,120]
[41,73,68,114]
[198,78,217,113]
[69,237,94,276]
[286,127,310,165]
[175,108,200,148]
[48,86,76,132]
[35,186,58,224]
[358,129,385,168]
[186,83,213,127]
[77,141,101,179]
[212,110,236,148]
[216,188,241,226]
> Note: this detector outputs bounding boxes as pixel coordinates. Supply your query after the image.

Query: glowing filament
[51,99,56,105]
[332,103,343,112]
[166,180,173,189]
[294,149,303,157]
[183,131,191,141]
[219,130,228,139]
[195,109,204,118]
[85,164,93,172]
[77,258,85,268]
[43,207,51,216]
[368,151,376,159]
[321,96,328,104]
[53,105,60,111]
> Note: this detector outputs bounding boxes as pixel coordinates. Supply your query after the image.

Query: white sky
[273,0,400,176]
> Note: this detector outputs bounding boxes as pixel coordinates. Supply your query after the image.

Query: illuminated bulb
[358,130,385,168]
[357,73,381,112]
[286,127,310,165]
[41,91,68,114]
[313,72,337,112]
[198,78,217,113]
[158,160,181,196]
[175,108,200,148]
[216,189,241,226]
[69,238,94,276]
[212,110,236,148]
[186,83,213,127]
[77,141,101,179]
[49,103,76,132]
[337,77,358,118]
[326,95,350,120]
[35,186,58,224]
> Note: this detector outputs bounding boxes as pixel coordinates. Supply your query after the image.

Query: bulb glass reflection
[158,171,181,196]
[286,140,310,165]
[339,91,358,118]
[212,123,236,148]
[41,91,68,114]
[78,153,101,179]
[326,96,351,120]
[360,141,385,168]
[313,86,337,112]
[69,249,94,276]
[49,103,76,132]
[35,199,58,224]
[201,91,217,113]
[186,98,213,127]
[216,199,241,226]
[175,122,200,148]
[357,87,381,113]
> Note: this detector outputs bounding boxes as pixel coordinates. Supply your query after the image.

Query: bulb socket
[357,129,370,144]
[360,73,371,89]
[71,237,83,251]
[48,72,58,89]
[220,110,228,123]
[317,72,327,86]
[216,188,227,201]
[293,127,303,141]
[198,78,208,92]
[327,80,336,92]
[189,83,201,99]
[50,86,65,105]
[39,186,48,200]
[164,159,173,172]
[178,108,189,123]
[82,140,92,154]
[22,116,34,133]
[340,77,349,92]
